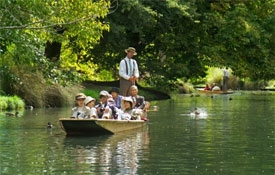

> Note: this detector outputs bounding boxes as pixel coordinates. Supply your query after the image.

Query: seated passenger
[211,83,221,91]
[103,95,119,119]
[95,90,118,119]
[95,90,109,118]
[129,85,150,111]
[84,96,98,119]
[118,96,142,120]
[109,87,123,109]
[71,93,90,118]
[204,84,211,91]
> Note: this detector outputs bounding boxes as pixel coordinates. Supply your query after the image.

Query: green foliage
[0,96,25,110]
[0,100,8,110]
[0,0,110,90]
[240,78,266,90]
[82,89,100,100]
[1,0,275,97]
[197,0,275,80]
[88,0,207,91]
[178,81,196,94]
[205,67,223,85]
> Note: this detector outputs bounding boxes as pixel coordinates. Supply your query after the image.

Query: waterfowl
[47,122,53,129]
[195,93,200,97]
[25,106,34,110]
[5,111,19,117]
[193,108,200,115]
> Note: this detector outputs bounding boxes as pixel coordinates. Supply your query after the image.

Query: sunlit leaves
[0,0,110,87]
[1,0,275,93]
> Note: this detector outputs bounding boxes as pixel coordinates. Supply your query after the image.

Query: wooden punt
[197,89,234,94]
[59,118,147,136]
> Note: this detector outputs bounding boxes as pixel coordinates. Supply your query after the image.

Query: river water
[0,91,274,175]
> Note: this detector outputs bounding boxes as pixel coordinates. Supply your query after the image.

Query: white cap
[84,96,95,105]
[99,90,109,96]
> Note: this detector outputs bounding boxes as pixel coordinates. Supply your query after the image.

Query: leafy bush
[0,96,24,110]
[0,100,8,110]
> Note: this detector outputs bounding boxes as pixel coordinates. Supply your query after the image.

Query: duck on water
[5,111,19,117]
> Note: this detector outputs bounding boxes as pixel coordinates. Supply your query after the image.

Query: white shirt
[72,106,90,118]
[88,107,98,118]
[119,57,139,80]
[223,69,229,77]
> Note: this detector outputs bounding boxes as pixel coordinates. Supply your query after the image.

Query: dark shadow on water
[62,125,149,148]
[63,135,112,148]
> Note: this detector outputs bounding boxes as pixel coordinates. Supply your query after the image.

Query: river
[0,91,274,175]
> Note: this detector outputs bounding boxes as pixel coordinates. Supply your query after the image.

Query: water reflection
[1,93,275,174]
[62,128,150,174]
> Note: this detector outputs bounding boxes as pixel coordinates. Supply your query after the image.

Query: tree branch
[0,15,98,30]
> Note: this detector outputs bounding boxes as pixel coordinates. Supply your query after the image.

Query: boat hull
[59,118,146,136]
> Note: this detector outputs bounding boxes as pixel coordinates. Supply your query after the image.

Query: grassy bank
[0,81,170,109]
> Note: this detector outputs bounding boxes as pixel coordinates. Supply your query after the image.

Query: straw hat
[75,93,86,100]
[125,47,137,55]
[121,96,134,109]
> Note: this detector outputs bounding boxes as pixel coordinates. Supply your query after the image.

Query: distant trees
[1,0,275,94]
[197,0,275,81]
[89,0,275,89]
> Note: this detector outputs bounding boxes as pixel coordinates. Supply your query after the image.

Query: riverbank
[0,81,171,109]
[81,80,171,101]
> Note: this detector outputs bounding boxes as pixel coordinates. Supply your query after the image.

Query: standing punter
[119,47,140,96]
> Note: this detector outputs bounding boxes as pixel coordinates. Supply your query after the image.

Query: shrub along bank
[0,96,25,110]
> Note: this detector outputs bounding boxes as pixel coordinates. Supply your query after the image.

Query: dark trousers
[120,77,134,96]
[223,76,229,91]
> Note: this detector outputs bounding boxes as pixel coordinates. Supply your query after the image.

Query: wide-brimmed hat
[121,96,133,109]
[84,96,95,105]
[125,47,137,55]
[75,93,86,100]
[109,87,119,94]
[99,90,109,97]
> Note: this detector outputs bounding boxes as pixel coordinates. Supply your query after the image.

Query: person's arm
[133,60,139,78]
[71,108,78,118]
[144,101,150,111]
[95,103,104,117]
[84,106,91,118]
[119,59,130,80]
[90,108,98,118]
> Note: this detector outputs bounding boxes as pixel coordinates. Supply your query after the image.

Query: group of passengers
[71,85,150,121]
[204,83,221,91]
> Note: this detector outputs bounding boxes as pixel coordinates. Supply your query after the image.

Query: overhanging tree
[0,0,110,93]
